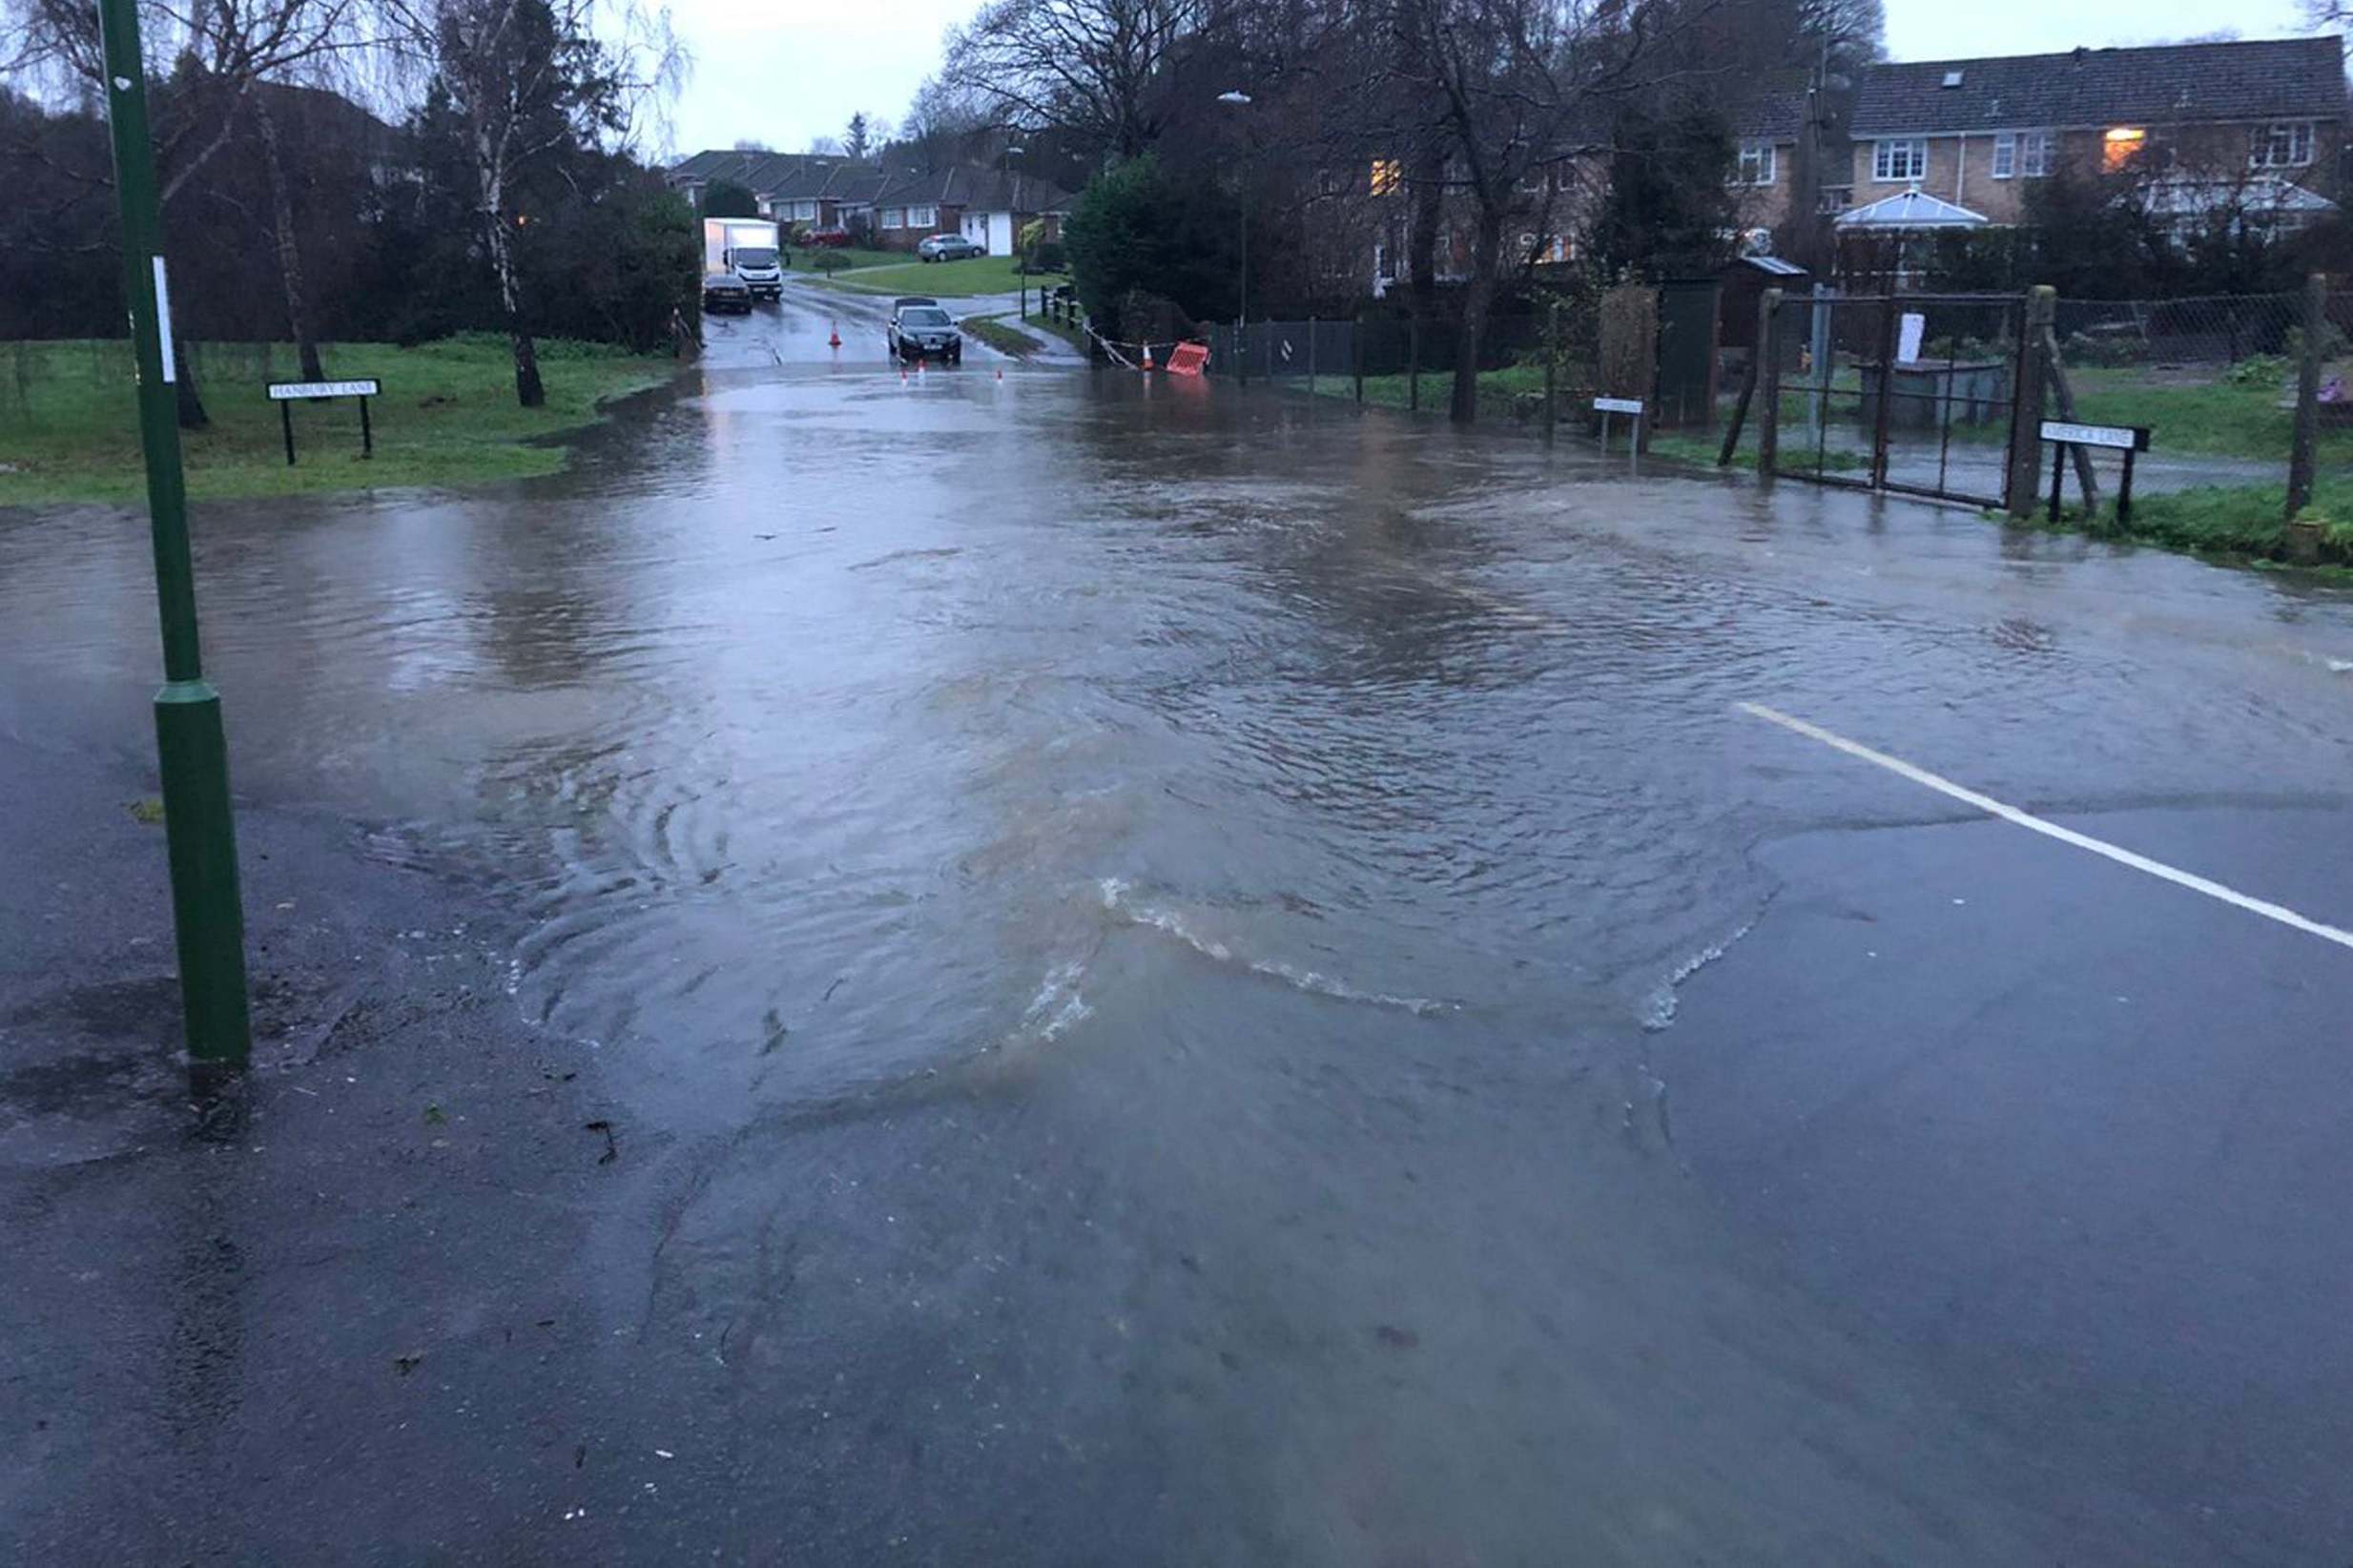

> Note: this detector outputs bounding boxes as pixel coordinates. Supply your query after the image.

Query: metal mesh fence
[1720,288,2353,513]
[0,339,301,424]
[1203,310,1592,431]
[2043,291,2353,495]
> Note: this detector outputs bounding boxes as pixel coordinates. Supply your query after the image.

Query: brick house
[1727,86,1811,241]
[1846,36,2345,228]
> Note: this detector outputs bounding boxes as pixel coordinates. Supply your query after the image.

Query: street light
[1217,92,1252,383]
[96,0,252,1071]
[1006,146,1029,320]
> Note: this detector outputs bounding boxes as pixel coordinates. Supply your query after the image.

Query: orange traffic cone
[1142,341,1154,370]
[828,321,841,349]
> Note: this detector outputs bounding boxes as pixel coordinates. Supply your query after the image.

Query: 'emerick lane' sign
[2039,419,2150,451]
[2039,419,2154,524]
[267,379,380,401]
[265,377,380,464]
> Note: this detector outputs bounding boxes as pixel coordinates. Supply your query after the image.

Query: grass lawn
[814,255,1070,299]
[2059,366,2352,464]
[0,335,676,506]
[791,245,903,274]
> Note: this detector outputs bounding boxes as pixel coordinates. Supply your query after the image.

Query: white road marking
[1738,701,2353,952]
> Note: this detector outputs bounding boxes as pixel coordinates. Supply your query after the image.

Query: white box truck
[704,218,784,301]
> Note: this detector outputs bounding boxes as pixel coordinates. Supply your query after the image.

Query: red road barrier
[1166,341,1209,378]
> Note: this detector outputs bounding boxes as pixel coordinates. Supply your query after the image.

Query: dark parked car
[918,233,986,262]
[887,301,962,363]
[702,271,753,314]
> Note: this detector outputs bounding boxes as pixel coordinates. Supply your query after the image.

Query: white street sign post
[2039,419,2152,523]
[267,378,381,464]
[1595,397,1644,473]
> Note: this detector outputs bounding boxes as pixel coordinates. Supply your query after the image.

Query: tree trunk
[1407,145,1445,305]
[254,95,324,382]
[483,207,544,407]
[174,340,208,429]
[1448,207,1503,423]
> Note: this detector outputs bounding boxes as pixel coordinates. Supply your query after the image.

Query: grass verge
[813,255,1070,298]
[2031,475,2353,566]
[960,315,1048,358]
[0,335,676,506]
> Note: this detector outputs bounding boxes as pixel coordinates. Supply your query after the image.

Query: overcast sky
[656,0,2335,162]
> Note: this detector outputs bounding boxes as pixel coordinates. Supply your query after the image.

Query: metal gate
[1768,292,2027,508]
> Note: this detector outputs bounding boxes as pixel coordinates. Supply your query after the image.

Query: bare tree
[898,72,990,169]
[1356,0,1708,421]
[943,0,1226,158]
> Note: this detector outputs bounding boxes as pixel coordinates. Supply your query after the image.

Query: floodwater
[8,296,2353,1560]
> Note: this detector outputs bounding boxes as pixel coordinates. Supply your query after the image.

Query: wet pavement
[7,317,2353,1562]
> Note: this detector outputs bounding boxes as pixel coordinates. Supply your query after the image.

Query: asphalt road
[5,333,2353,1563]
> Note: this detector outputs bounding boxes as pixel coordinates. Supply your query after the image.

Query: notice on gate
[1896,312,1926,365]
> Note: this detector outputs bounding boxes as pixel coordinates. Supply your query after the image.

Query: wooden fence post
[2287,270,2328,522]
[1353,313,1365,404]
[1756,288,1785,484]
[1543,299,1559,443]
[2007,285,2056,520]
[1408,314,1421,413]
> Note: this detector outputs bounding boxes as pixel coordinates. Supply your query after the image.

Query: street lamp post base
[155,678,252,1066]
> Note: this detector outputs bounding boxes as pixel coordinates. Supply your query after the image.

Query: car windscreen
[733,247,777,267]
[900,308,952,328]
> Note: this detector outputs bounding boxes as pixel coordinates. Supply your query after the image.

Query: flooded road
[8,319,2353,1560]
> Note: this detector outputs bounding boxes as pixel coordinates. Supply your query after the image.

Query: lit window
[1738,141,1776,186]
[2102,128,2145,172]
[1371,159,1401,196]
[2251,121,2314,170]
[1873,138,1927,182]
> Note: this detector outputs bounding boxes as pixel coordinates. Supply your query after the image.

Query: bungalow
[1846,35,2345,227]
[665,150,884,229]
[667,154,1079,254]
[866,166,1076,254]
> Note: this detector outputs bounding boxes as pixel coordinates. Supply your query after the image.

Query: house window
[1992,133,2051,178]
[2251,121,2315,169]
[1737,141,1776,186]
[2102,127,2145,172]
[880,208,904,229]
[1872,138,1928,182]
[1370,158,1401,196]
[907,205,937,229]
[1818,185,1851,215]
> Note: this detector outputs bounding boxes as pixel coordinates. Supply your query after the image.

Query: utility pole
[97,0,252,1069]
